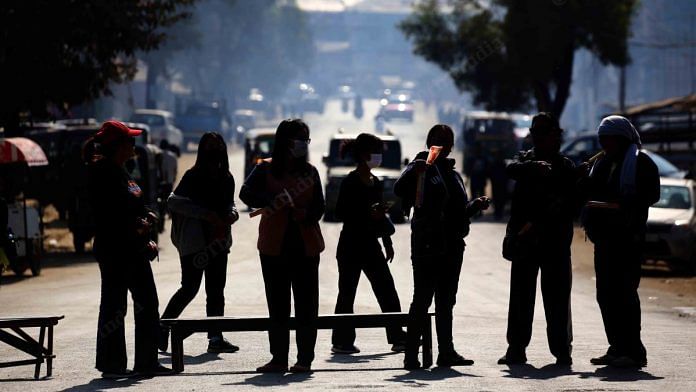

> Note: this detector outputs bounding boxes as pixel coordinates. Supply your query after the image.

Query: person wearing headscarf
[580,115,660,368]
[498,113,577,366]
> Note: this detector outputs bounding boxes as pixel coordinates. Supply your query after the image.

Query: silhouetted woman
[331,133,406,354]
[394,124,490,369]
[159,132,239,354]
[86,121,170,378]
[240,119,325,373]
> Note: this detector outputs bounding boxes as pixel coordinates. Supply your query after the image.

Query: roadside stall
[0,137,48,276]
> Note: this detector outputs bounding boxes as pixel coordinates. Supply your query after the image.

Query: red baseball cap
[95,120,142,144]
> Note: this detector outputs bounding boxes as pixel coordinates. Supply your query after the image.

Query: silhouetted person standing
[86,121,170,378]
[331,133,406,354]
[581,115,659,368]
[498,113,576,366]
[240,119,325,374]
[159,132,239,354]
[394,124,490,370]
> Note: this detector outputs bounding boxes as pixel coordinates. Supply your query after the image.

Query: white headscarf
[595,115,642,196]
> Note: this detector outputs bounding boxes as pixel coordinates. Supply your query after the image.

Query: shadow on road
[57,377,143,391]
[579,366,665,382]
[387,366,480,386]
[501,363,578,380]
[326,351,400,364]
[224,372,313,387]
[158,352,223,367]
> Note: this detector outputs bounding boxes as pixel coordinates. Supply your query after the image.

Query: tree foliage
[0,0,194,129]
[400,0,638,117]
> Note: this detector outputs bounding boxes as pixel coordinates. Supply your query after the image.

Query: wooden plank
[0,316,64,328]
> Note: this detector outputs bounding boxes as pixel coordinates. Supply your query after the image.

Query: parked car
[129,109,183,152]
[322,132,406,223]
[231,109,258,144]
[243,128,276,182]
[644,177,696,273]
[560,132,688,178]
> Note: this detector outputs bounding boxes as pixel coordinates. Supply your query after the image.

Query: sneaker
[331,344,360,354]
[158,326,169,352]
[609,356,647,368]
[391,342,406,352]
[134,364,173,377]
[256,361,289,373]
[207,337,240,353]
[289,363,312,373]
[497,353,528,365]
[436,351,474,367]
[101,369,134,379]
[590,353,616,365]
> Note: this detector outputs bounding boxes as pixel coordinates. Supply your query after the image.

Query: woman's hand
[471,196,491,212]
[135,217,151,236]
[384,243,395,263]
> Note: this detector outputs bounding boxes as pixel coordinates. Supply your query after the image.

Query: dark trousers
[96,254,160,372]
[161,251,228,339]
[505,251,573,358]
[260,253,319,366]
[594,240,646,361]
[406,238,464,358]
[332,247,406,346]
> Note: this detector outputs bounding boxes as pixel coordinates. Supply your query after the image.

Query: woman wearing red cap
[85,121,170,378]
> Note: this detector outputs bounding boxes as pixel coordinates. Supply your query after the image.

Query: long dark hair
[194,132,231,177]
[340,133,382,163]
[270,119,311,178]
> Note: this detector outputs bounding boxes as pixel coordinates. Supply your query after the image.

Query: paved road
[1,99,695,391]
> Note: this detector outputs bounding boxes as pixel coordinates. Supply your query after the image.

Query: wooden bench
[0,315,64,379]
[161,312,434,372]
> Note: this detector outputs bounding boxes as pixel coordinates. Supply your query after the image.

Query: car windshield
[328,139,401,169]
[653,185,692,209]
[644,150,681,177]
[130,114,165,127]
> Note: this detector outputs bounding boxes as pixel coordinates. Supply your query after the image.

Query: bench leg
[47,326,54,378]
[34,326,45,380]
[422,317,433,369]
[171,330,185,373]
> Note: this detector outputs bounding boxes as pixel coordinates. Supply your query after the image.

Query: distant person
[240,119,325,374]
[498,113,577,366]
[394,124,490,369]
[489,150,508,220]
[353,94,364,119]
[158,139,179,231]
[466,144,488,199]
[580,115,659,368]
[85,121,170,378]
[375,115,386,134]
[159,132,239,354]
[331,133,406,354]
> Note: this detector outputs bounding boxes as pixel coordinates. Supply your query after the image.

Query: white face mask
[289,140,309,158]
[366,153,382,168]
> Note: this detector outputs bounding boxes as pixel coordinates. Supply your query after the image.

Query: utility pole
[619,66,626,113]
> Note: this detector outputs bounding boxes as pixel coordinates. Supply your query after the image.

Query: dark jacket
[394,151,477,257]
[335,170,391,258]
[87,159,149,258]
[240,161,325,256]
[580,151,660,243]
[506,149,578,255]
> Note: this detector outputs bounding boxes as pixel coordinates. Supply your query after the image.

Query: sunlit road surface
[1,99,695,391]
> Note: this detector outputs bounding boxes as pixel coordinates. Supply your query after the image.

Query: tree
[400,0,638,118]
[0,0,195,130]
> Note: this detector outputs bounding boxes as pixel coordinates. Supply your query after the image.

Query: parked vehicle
[243,128,276,182]
[644,177,696,273]
[129,109,183,153]
[460,111,520,180]
[560,132,688,178]
[231,109,258,144]
[322,132,406,223]
[0,137,48,276]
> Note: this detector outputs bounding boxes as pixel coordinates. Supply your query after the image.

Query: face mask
[366,153,382,168]
[289,140,309,158]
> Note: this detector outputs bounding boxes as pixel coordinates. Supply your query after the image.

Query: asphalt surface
[1,99,695,391]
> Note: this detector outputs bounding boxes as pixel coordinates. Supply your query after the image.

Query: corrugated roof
[624,94,696,116]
